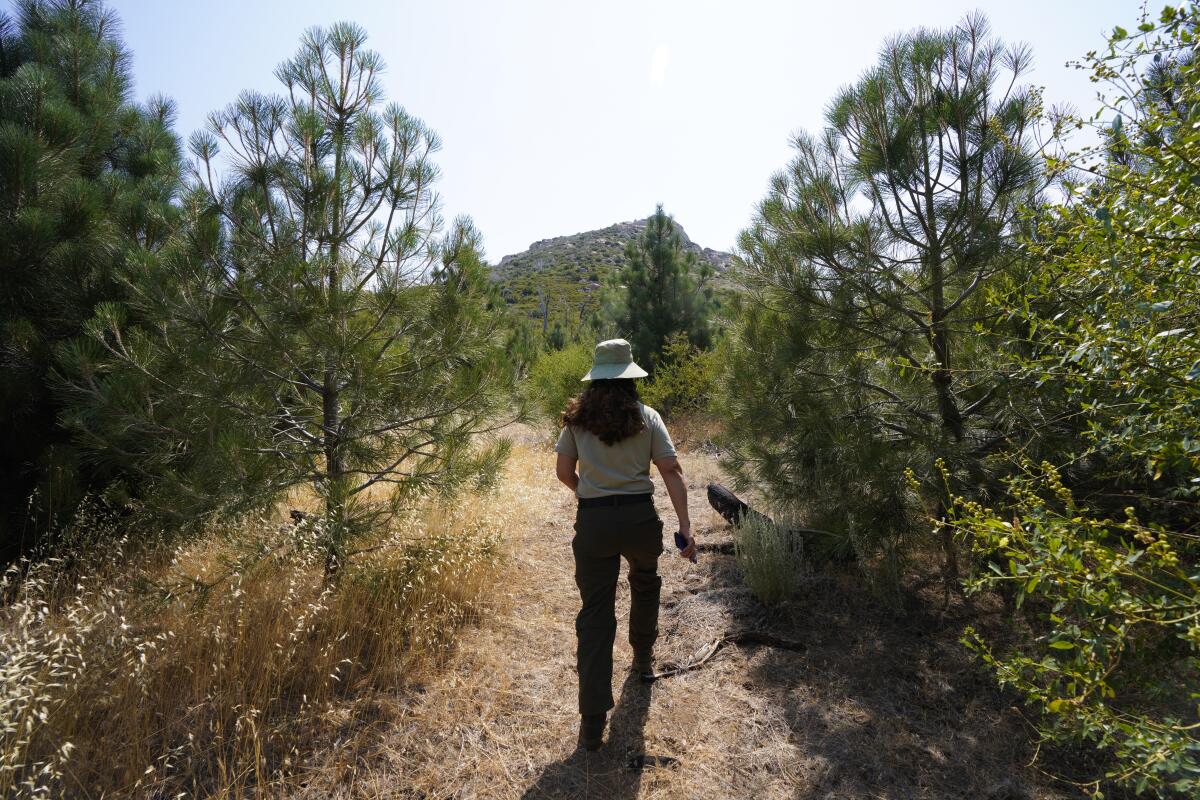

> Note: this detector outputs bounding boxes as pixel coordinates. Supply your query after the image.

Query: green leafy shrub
[526,343,593,425]
[640,334,717,419]
[936,8,1200,796]
[943,462,1199,798]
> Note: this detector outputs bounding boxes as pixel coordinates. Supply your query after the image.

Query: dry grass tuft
[0,472,510,798]
[733,512,804,606]
[660,413,723,455]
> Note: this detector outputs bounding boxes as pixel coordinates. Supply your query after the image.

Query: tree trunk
[324,112,347,579]
[322,365,342,578]
[927,242,964,441]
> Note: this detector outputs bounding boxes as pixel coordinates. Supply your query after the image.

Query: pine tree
[60,23,518,572]
[603,205,715,370]
[0,0,181,548]
[721,14,1043,573]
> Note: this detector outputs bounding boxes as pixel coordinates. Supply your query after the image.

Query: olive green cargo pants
[571,501,664,715]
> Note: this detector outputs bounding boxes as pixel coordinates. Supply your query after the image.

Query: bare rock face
[491,217,734,281]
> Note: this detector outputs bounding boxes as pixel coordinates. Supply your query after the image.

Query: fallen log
[706,483,830,552]
[706,483,771,529]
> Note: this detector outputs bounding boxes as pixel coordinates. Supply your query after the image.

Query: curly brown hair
[561,379,646,445]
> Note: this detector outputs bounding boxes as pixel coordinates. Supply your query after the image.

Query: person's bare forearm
[660,465,690,532]
[658,459,696,560]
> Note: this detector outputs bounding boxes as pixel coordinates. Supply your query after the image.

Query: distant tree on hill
[546,321,568,350]
[602,205,716,370]
[0,0,182,549]
[61,23,517,573]
[720,14,1044,575]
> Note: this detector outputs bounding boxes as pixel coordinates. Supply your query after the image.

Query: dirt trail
[305,432,1072,799]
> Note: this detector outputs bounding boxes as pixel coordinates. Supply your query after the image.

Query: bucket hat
[581,339,649,381]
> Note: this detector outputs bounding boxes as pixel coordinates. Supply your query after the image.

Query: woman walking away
[554,338,696,752]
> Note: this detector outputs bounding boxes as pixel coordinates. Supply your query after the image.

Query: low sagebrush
[733,513,803,606]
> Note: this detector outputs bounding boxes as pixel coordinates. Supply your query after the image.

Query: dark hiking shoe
[580,713,606,751]
[631,649,654,675]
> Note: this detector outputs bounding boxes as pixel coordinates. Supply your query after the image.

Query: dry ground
[296,427,1085,800]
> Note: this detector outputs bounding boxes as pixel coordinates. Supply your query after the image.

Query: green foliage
[526,332,716,431]
[639,333,717,419]
[601,205,716,370]
[718,292,916,569]
[526,342,592,426]
[734,512,803,606]
[546,320,569,351]
[720,14,1042,575]
[944,7,1200,796]
[492,218,731,353]
[58,24,518,568]
[1023,54,1200,502]
[503,316,543,374]
[944,463,1199,797]
[0,0,181,546]
[497,270,601,348]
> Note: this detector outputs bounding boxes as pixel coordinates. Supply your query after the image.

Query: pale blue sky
[33,1,1144,259]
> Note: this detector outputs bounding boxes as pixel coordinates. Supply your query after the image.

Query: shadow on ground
[683,538,1120,800]
[511,499,1123,800]
[521,673,671,800]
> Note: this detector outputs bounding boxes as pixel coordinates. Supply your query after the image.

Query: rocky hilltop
[490,217,735,326]
[491,218,734,283]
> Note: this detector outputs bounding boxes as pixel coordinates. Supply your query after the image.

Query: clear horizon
[19,0,1142,260]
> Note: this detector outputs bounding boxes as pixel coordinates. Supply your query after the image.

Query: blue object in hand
[674,530,697,562]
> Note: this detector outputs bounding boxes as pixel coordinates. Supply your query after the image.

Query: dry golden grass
[0,478,507,798]
[293,431,821,800]
[288,429,1079,800]
[4,427,1082,799]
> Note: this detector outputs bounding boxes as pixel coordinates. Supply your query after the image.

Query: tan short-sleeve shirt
[555,403,676,499]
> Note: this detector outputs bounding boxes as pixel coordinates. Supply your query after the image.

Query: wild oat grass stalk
[0,502,501,798]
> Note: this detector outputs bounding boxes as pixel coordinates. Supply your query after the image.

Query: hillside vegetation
[491,217,732,335]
